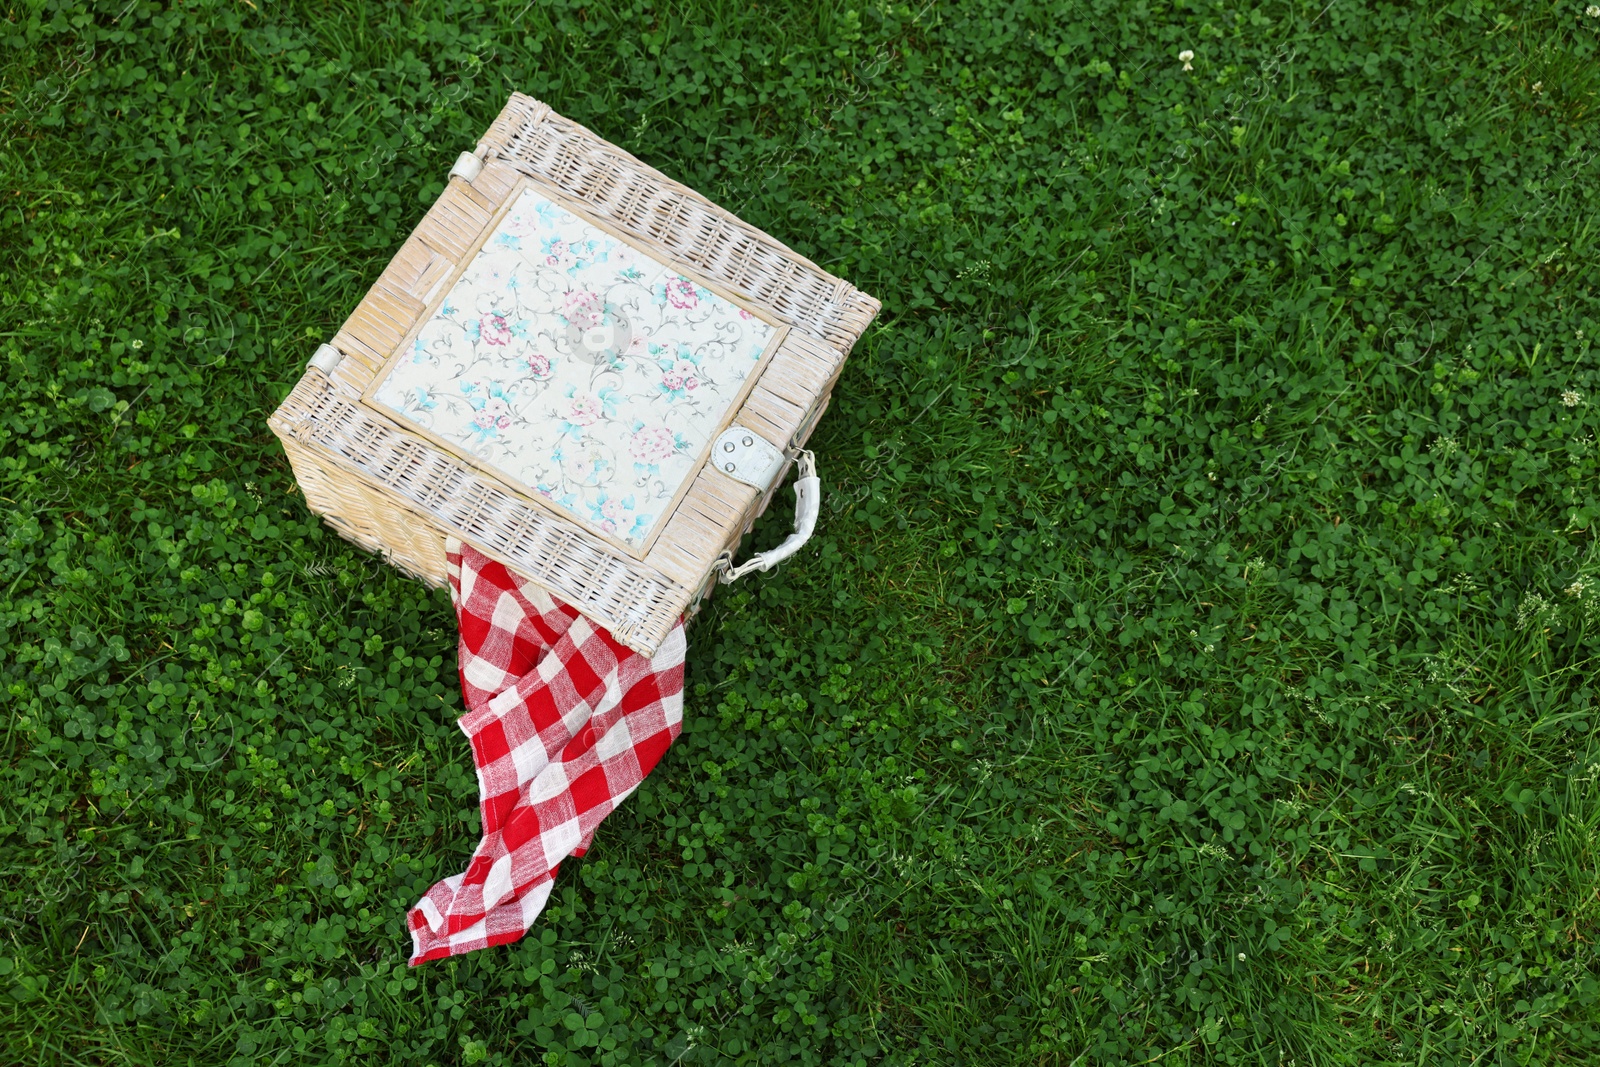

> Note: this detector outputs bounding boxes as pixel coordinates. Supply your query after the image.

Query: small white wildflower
[1566,580,1587,597]
[1532,81,1544,95]
[1179,49,1195,72]
[1237,952,1247,961]
[1588,4,1600,17]
[130,339,144,350]
[1563,389,1583,407]
[1517,592,1554,631]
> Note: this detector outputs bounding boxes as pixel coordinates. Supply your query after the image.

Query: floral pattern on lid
[371,186,777,550]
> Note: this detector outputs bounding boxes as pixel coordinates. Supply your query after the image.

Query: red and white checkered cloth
[407,538,686,964]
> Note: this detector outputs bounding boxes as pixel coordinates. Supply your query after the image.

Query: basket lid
[365,184,782,556]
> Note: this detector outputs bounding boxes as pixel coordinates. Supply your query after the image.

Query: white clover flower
[1237,952,1247,961]
[1179,49,1195,72]
[1563,389,1583,407]
[1588,4,1600,17]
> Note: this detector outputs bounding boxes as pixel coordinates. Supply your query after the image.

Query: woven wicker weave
[269,94,879,656]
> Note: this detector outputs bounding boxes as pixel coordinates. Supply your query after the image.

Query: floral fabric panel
[372,187,777,550]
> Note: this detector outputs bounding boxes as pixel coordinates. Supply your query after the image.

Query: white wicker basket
[269,94,879,656]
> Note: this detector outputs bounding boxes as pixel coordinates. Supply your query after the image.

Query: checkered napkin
[407,538,686,965]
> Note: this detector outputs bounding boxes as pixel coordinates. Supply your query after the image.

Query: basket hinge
[308,343,344,375]
[450,150,484,183]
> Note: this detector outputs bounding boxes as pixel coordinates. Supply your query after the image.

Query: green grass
[4,0,1600,1063]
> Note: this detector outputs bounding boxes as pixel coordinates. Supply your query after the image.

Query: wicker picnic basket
[268,94,879,656]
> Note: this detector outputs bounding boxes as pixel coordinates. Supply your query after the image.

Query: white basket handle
[717,450,820,583]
